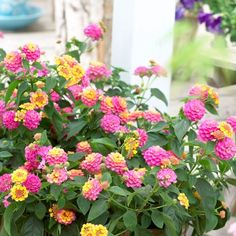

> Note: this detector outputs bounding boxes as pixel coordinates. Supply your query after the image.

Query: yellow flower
[94,225,108,236]
[82,181,93,195]
[12,169,28,184]
[19,102,36,111]
[10,185,29,201]
[27,43,37,52]
[14,110,26,122]
[178,193,189,209]
[124,137,139,158]
[218,121,233,138]
[80,223,95,236]
[35,81,45,89]
[111,152,125,163]
[30,90,48,109]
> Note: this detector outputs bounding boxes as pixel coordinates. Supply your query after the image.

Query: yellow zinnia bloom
[10,185,29,201]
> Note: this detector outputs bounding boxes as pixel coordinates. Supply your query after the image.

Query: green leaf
[45,77,57,92]
[61,223,80,236]
[0,151,12,158]
[144,133,168,149]
[151,210,164,228]
[123,210,137,231]
[91,138,117,149]
[5,80,20,103]
[149,122,167,132]
[68,152,84,162]
[88,199,108,221]
[109,186,128,197]
[50,185,62,201]
[141,213,151,228]
[21,215,44,236]
[67,119,87,139]
[39,130,51,146]
[16,81,28,105]
[205,103,218,115]
[3,202,18,235]
[22,59,30,70]
[77,195,91,215]
[151,88,168,106]
[35,202,46,220]
[162,212,178,236]
[0,48,6,61]
[32,62,43,70]
[174,118,190,142]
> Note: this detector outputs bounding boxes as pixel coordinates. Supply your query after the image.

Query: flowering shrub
[0,23,235,236]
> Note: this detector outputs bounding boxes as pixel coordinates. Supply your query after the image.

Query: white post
[111,0,176,111]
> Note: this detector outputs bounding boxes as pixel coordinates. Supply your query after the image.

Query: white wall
[111,0,176,111]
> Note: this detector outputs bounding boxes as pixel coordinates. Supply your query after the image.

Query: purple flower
[198,11,212,24]
[175,5,186,20]
[207,16,222,34]
[180,0,195,9]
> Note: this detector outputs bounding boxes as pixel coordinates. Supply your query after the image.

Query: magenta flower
[157,168,177,188]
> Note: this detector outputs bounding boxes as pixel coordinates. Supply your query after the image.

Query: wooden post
[111,0,175,111]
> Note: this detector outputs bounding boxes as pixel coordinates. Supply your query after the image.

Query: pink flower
[23,174,41,193]
[68,85,83,101]
[151,65,167,77]
[215,138,236,160]
[134,66,150,77]
[81,87,99,107]
[82,178,103,201]
[137,129,148,147]
[31,63,48,77]
[80,153,103,174]
[144,110,162,123]
[21,43,41,61]
[227,116,236,133]
[105,152,127,175]
[183,99,206,122]
[76,141,92,154]
[46,147,68,165]
[84,23,103,41]
[143,146,170,167]
[188,84,208,101]
[23,110,41,130]
[3,111,19,130]
[47,168,68,185]
[157,168,177,188]
[100,114,120,133]
[0,174,12,192]
[228,222,236,236]
[112,97,127,114]
[4,51,23,73]
[198,119,218,142]
[86,62,111,81]
[123,169,146,188]
[50,91,61,102]
[25,143,40,165]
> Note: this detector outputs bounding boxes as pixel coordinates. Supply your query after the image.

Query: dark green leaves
[109,186,128,197]
[16,81,29,105]
[21,216,44,236]
[123,210,137,231]
[77,195,91,215]
[151,210,164,228]
[151,88,168,106]
[91,138,117,149]
[67,119,87,139]
[174,118,190,142]
[35,202,46,220]
[5,80,20,103]
[88,199,108,221]
[0,48,6,61]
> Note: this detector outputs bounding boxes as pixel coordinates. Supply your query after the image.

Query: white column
[111,0,176,111]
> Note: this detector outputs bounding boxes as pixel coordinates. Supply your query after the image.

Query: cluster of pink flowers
[137,129,148,147]
[45,147,68,165]
[143,110,163,123]
[86,62,112,81]
[156,168,177,188]
[21,43,41,61]
[4,51,23,73]
[47,168,68,185]
[100,114,121,133]
[76,141,92,154]
[81,87,99,107]
[100,96,127,115]
[23,173,41,193]
[123,169,146,188]
[2,111,19,130]
[82,178,103,201]
[134,63,167,78]
[105,152,127,175]
[80,153,103,174]
[83,23,103,41]
[0,174,12,192]
[23,110,41,130]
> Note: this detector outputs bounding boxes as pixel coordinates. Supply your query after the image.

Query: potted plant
[0,23,235,236]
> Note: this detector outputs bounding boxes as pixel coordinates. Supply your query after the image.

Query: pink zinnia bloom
[23,110,41,130]
[84,23,103,41]
[198,119,218,142]
[157,168,177,188]
[23,174,41,193]
[50,91,61,102]
[100,114,120,133]
[46,147,68,165]
[56,209,76,225]
[227,116,236,133]
[123,169,146,188]
[25,143,40,165]
[0,174,12,192]
[215,138,236,160]
[86,62,111,81]
[82,178,103,201]
[47,168,68,185]
[183,99,206,122]
[134,66,150,77]
[100,96,113,114]
[68,85,83,101]
[81,87,99,107]
[76,141,92,154]
[188,84,208,101]
[105,152,127,175]
[2,111,19,130]
[80,153,103,174]
[151,65,167,77]
[144,110,162,123]
[137,129,148,147]
[21,43,41,61]
[4,51,23,73]
[143,146,170,167]
[112,96,127,114]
